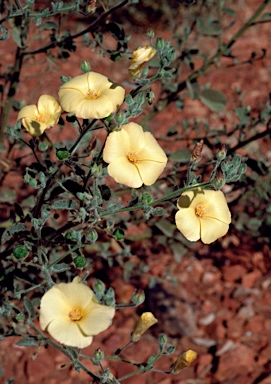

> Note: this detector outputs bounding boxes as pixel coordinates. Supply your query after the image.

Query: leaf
[39,21,58,31]
[198,89,227,112]
[24,297,35,317]
[52,263,70,272]
[16,338,39,347]
[0,189,16,203]
[1,223,26,244]
[170,149,190,163]
[50,200,77,210]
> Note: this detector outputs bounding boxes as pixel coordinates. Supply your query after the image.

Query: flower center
[69,307,83,321]
[36,114,47,123]
[127,152,138,163]
[195,205,206,218]
[86,89,99,100]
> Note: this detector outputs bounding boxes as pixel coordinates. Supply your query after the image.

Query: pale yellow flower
[103,122,167,188]
[170,349,197,373]
[17,95,61,136]
[40,277,115,349]
[58,72,125,119]
[131,312,158,342]
[175,189,231,244]
[128,46,156,77]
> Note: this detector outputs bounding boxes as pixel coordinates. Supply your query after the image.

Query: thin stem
[47,245,82,269]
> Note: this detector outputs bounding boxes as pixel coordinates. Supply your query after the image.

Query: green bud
[16,313,25,321]
[159,333,167,346]
[60,75,71,84]
[13,245,29,259]
[155,37,165,51]
[216,144,227,160]
[94,279,106,294]
[87,229,98,243]
[56,149,70,161]
[239,163,247,174]
[74,256,87,269]
[94,348,104,361]
[213,170,226,190]
[115,113,126,125]
[80,60,91,73]
[147,91,155,105]
[132,290,145,306]
[29,178,37,187]
[65,231,77,243]
[166,345,175,355]
[233,154,241,168]
[38,141,48,152]
[113,228,124,241]
[146,29,155,39]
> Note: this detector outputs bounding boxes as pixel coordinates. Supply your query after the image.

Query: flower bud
[131,312,158,342]
[80,60,91,73]
[155,37,165,51]
[74,255,87,269]
[38,141,48,152]
[216,144,227,160]
[56,149,69,161]
[94,348,104,361]
[213,170,226,190]
[166,345,175,355]
[94,279,105,294]
[13,245,29,260]
[146,29,155,39]
[113,228,124,241]
[60,75,72,84]
[132,290,145,306]
[159,333,167,346]
[190,140,204,163]
[170,349,197,374]
[128,46,156,78]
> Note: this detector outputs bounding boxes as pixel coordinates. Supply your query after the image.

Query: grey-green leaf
[198,89,227,112]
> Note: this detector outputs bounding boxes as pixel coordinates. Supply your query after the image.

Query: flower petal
[37,94,61,116]
[136,160,166,186]
[175,208,201,242]
[58,88,86,114]
[40,285,72,330]
[60,72,91,94]
[102,86,125,110]
[107,158,143,188]
[138,132,167,163]
[202,190,231,224]
[122,123,147,151]
[17,105,37,121]
[47,318,93,348]
[79,304,115,336]
[200,217,229,244]
[103,129,130,162]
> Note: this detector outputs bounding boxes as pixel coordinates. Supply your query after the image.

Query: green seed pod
[56,149,70,161]
[13,245,29,260]
[74,256,87,269]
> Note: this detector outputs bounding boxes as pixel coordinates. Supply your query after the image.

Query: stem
[47,245,82,269]
[99,181,212,218]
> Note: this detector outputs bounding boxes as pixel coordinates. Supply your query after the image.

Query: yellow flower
[131,312,158,342]
[103,122,167,188]
[58,72,125,119]
[17,95,61,136]
[175,189,231,244]
[39,277,115,349]
[128,46,156,77]
[170,349,197,374]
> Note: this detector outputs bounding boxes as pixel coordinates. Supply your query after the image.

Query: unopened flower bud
[94,348,104,361]
[159,333,167,346]
[13,245,29,260]
[213,170,226,190]
[190,140,204,163]
[38,141,48,152]
[146,29,155,39]
[128,46,156,78]
[131,312,158,342]
[80,60,91,73]
[113,228,125,241]
[94,279,106,294]
[56,148,69,161]
[132,290,145,306]
[74,255,87,269]
[170,349,197,374]
[216,144,227,160]
[60,75,71,84]
[155,37,165,51]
